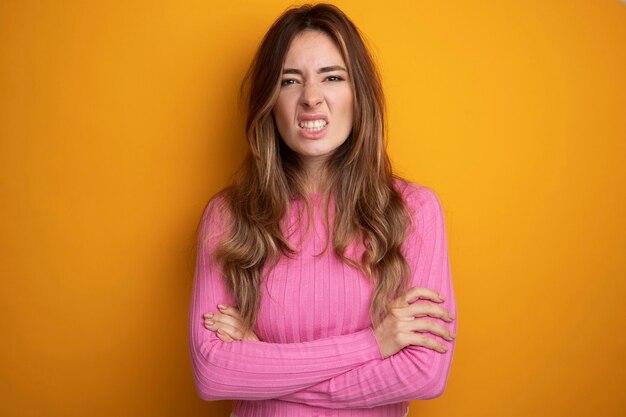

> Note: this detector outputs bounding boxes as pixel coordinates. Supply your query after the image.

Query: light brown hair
[213,3,410,330]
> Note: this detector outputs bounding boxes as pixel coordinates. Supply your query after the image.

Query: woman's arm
[276,186,458,408]
[188,197,383,401]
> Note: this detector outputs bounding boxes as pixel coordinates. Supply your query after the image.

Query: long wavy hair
[213,3,410,330]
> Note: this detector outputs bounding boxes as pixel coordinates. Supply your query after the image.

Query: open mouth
[298,119,327,131]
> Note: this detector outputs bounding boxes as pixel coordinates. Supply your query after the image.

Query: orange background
[1,1,625,416]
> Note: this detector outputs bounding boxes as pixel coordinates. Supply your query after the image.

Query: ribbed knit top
[188,180,457,417]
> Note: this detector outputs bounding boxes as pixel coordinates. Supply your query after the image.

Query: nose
[300,82,323,108]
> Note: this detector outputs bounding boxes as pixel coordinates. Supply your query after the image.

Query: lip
[299,124,327,140]
[297,113,329,123]
[297,113,329,140]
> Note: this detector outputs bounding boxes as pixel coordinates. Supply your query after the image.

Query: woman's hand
[373,286,456,358]
[203,286,455,355]
[203,304,260,342]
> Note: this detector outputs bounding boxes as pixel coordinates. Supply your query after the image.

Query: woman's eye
[280,79,297,86]
[325,75,344,82]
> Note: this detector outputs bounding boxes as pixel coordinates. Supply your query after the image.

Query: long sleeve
[188,196,383,401]
[277,186,457,408]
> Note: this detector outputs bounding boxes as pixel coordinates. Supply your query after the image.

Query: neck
[301,159,329,195]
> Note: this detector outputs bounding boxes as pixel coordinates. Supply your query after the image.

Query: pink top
[188,180,457,417]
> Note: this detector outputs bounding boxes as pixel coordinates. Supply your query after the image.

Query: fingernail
[438,295,446,301]
[206,320,214,325]
[218,304,227,310]
[203,313,213,319]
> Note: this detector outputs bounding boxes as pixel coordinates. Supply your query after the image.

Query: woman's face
[273,31,354,170]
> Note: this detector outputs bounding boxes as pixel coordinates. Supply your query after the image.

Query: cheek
[273,95,296,128]
[272,101,289,135]
[331,89,354,120]
[346,97,354,122]
[338,94,354,128]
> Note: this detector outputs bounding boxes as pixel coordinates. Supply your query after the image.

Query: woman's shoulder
[201,190,229,218]
[198,190,234,239]
[392,177,442,212]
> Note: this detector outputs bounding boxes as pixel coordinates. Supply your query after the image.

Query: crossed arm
[189,186,457,407]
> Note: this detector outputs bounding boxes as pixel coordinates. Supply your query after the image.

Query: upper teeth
[299,120,327,129]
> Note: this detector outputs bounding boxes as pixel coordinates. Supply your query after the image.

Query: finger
[405,319,456,341]
[212,322,245,340]
[217,304,242,319]
[211,313,246,329]
[206,317,259,342]
[403,287,446,304]
[404,332,449,353]
[203,317,239,335]
[207,314,250,340]
[405,302,455,322]
[216,328,235,343]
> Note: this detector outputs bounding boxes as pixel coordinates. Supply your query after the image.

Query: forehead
[283,31,346,68]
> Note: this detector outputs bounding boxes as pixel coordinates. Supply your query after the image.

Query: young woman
[188,4,457,417]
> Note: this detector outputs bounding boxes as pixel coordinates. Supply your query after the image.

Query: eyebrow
[283,65,347,75]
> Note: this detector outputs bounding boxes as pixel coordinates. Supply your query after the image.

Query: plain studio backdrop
[0,1,624,416]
